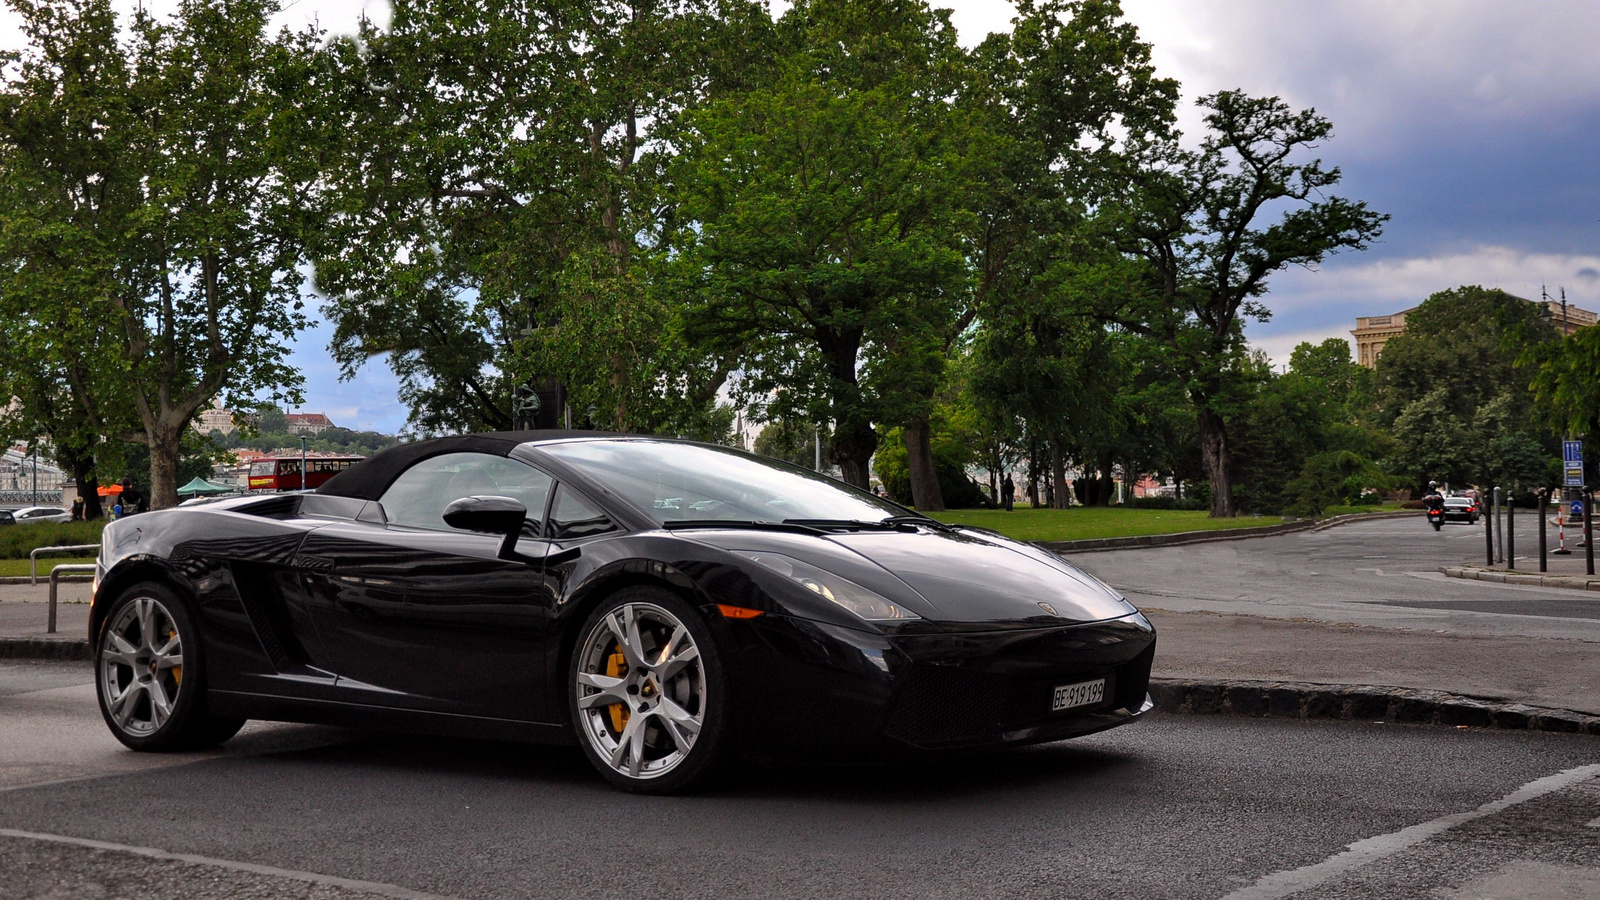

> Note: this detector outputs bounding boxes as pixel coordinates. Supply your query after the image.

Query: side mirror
[443,495,527,535]
[441,495,582,568]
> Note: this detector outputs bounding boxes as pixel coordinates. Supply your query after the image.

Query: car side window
[546,484,617,540]
[379,452,553,534]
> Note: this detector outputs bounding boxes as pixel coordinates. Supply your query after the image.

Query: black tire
[1431,520,1442,531]
[95,580,246,752]
[568,586,729,794]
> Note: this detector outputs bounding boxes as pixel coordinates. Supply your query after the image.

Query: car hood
[681,525,1138,628]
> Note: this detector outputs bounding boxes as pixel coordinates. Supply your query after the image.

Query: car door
[296,451,563,722]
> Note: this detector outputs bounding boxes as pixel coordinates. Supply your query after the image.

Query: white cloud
[1120,0,1600,148]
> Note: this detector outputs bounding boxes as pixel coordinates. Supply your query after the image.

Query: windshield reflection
[539,439,908,526]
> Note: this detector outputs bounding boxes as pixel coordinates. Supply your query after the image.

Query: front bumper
[720,612,1157,757]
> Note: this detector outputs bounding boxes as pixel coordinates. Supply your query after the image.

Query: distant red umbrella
[97,484,125,496]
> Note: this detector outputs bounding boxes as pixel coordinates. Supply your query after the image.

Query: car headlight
[734,551,920,621]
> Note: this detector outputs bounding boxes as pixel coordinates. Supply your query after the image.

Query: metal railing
[48,564,95,633]
[29,544,98,585]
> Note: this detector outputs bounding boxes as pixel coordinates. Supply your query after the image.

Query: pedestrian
[1002,474,1015,512]
[70,496,84,521]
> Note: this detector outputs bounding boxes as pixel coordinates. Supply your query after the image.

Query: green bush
[873,430,990,509]
[0,520,106,559]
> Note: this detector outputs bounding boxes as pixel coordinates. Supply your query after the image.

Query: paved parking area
[1,660,1597,899]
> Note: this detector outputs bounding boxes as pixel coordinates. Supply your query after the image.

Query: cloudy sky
[8,1,1598,431]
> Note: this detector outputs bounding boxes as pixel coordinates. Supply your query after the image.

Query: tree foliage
[1377,286,1557,490]
[0,0,319,507]
[1105,91,1388,515]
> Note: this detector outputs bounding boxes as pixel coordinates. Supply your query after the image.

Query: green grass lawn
[0,556,95,578]
[925,507,1281,543]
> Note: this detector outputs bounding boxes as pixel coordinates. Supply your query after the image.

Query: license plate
[1052,678,1106,712]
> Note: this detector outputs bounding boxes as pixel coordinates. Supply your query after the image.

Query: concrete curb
[1442,565,1600,592]
[4,646,1593,737]
[0,636,90,661]
[1036,509,1418,554]
[1150,677,1600,735]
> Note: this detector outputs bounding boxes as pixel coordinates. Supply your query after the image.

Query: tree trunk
[832,421,877,490]
[148,427,183,510]
[1051,443,1069,509]
[1198,409,1236,517]
[70,455,102,521]
[903,418,944,511]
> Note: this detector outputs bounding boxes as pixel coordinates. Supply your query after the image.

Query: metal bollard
[1485,494,1495,566]
[1539,488,1548,573]
[1506,493,1515,570]
[48,564,96,634]
[1484,483,1497,560]
[1587,490,1595,577]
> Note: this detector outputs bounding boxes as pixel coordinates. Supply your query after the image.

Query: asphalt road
[1073,516,1600,641]
[2,659,1598,899]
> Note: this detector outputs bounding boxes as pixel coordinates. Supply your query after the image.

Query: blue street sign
[1573,500,1585,520]
[1564,440,1585,487]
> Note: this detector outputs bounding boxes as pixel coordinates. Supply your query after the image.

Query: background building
[286,412,335,435]
[194,398,236,435]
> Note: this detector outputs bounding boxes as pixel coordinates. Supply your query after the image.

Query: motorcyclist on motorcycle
[1424,481,1446,530]
[1423,482,1445,511]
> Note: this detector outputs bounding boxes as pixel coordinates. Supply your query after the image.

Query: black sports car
[91,432,1156,792]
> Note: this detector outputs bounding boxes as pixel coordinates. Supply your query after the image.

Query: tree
[1376,286,1557,489]
[1106,91,1387,515]
[314,0,765,435]
[960,0,1176,509]
[1522,324,1600,441]
[670,0,971,489]
[0,0,319,507]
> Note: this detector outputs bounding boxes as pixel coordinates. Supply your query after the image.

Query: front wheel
[95,581,245,751]
[569,588,728,793]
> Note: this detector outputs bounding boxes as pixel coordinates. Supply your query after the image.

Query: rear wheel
[569,588,728,793]
[95,581,245,751]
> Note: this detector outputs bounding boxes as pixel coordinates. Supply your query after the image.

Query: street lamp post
[299,436,307,492]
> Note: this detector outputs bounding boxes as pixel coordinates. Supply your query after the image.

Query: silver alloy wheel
[99,596,185,737]
[574,602,706,780]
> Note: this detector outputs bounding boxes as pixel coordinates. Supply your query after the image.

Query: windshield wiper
[663,519,825,536]
[783,518,923,533]
[882,514,953,532]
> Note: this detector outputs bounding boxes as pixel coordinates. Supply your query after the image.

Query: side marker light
[716,604,764,619]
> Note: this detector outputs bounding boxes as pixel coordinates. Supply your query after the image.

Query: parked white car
[10,506,71,524]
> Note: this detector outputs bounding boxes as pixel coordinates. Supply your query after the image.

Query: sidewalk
[1447,519,1600,587]
[0,582,91,658]
[1145,608,1600,716]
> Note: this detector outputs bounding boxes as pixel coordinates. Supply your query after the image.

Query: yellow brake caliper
[168,627,182,686]
[605,646,628,733]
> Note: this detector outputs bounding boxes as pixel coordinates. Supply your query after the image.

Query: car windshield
[539,439,909,526]
[1445,498,1470,506]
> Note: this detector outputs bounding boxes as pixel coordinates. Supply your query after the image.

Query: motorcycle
[1426,506,1444,531]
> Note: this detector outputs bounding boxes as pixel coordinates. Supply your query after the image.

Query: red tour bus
[247,457,363,492]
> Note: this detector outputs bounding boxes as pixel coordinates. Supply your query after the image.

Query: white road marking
[1220,764,1600,900]
[1588,816,1600,828]
[0,828,461,900]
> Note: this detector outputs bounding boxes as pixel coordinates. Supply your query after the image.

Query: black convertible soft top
[316,430,624,501]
